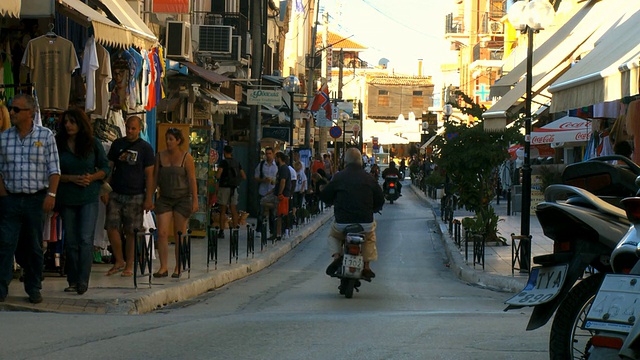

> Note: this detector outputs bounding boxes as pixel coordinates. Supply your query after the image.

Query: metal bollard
[230,226,239,263]
[207,226,218,270]
[246,224,255,258]
[133,228,154,289]
[177,229,192,279]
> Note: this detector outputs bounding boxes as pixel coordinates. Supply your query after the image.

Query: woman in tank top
[153,128,198,278]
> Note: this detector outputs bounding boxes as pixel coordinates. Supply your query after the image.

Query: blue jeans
[60,202,99,288]
[0,192,46,298]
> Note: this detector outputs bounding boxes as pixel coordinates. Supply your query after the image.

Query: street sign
[329,126,342,139]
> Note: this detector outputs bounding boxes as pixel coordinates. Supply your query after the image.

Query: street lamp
[283,75,300,166]
[443,103,453,123]
[508,0,554,271]
[340,112,349,169]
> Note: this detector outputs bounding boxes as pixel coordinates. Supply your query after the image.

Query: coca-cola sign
[531,116,592,145]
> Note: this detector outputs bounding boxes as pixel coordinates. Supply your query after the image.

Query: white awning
[200,88,238,115]
[531,116,592,145]
[0,0,20,17]
[93,0,157,49]
[57,0,132,48]
[483,0,625,129]
[548,6,640,112]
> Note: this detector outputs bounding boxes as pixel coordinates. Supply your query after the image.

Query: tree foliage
[432,91,523,241]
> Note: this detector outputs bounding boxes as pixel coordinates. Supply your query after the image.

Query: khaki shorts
[105,192,144,234]
[328,221,377,262]
[155,195,193,218]
[217,187,238,206]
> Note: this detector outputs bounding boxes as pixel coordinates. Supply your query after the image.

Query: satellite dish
[378,58,390,68]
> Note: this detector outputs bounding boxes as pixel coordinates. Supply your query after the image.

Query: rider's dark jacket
[319,163,385,223]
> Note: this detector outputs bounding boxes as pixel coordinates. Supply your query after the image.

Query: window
[378,90,389,107]
[412,91,423,107]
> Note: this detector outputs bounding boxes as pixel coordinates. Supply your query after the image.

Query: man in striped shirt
[0,93,61,304]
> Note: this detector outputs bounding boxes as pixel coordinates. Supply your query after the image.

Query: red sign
[152,0,189,13]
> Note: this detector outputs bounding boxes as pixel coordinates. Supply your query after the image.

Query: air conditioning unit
[192,25,233,54]
[165,21,191,60]
[231,35,242,61]
[489,21,504,35]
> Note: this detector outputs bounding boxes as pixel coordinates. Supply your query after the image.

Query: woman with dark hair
[56,108,110,295]
[153,127,198,278]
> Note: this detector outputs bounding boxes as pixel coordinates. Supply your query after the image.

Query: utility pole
[305,0,320,150]
[318,11,329,155]
[247,0,264,217]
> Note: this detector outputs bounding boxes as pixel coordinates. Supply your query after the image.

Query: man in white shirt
[254,147,278,234]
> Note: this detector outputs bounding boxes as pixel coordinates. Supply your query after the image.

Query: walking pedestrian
[153,127,198,278]
[56,108,110,294]
[103,116,155,277]
[0,93,61,304]
[215,145,246,238]
[254,147,278,234]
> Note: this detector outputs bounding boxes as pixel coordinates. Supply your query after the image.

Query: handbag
[260,193,277,209]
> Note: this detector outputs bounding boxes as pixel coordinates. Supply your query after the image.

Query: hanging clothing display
[82,36,99,113]
[21,34,79,110]
[94,44,112,118]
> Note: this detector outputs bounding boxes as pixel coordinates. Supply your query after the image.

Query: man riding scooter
[382,161,402,196]
[320,148,385,281]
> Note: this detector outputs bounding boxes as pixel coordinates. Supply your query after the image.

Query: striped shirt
[0,125,61,194]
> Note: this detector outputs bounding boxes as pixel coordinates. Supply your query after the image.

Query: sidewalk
[0,210,334,314]
[411,183,554,293]
[0,184,550,314]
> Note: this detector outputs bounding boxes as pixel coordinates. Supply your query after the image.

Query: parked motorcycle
[582,190,640,359]
[505,155,640,359]
[330,224,369,299]
[383,175,400,204]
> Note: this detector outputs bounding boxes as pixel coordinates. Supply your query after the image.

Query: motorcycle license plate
[584,274,640,333]
[505,265,568,306]
[388,188,395,194]
[343,254,363,270]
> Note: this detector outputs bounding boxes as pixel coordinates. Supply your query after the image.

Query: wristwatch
[47,192,56,198]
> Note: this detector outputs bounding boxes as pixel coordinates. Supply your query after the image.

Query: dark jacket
[319,163,384,223]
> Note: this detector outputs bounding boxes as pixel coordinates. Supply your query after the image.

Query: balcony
[444,13,464,35]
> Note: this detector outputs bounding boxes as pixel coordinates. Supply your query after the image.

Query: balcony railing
[445,13,464,35]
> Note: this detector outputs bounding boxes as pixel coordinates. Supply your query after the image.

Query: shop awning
[0,0,20,17]
[200,88,238,115]
[178,61,231,85]
[57,0,131,48]
[483,0,619,130]
[93,0,157,49]
[548,6,640,112]
[531,116,592,145]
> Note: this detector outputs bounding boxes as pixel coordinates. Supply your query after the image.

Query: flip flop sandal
[106,266,125,276]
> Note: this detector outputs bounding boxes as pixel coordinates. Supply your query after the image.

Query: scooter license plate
[388,188,395,194]
[584,274,640,333]
[343,254,363,270]
[505,265,568,306]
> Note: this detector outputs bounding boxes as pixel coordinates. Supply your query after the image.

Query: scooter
[331,224,368,299]
[504,184,630,359]
[383,175,400,204]
[504,155,640,359]
[583,190,640,359]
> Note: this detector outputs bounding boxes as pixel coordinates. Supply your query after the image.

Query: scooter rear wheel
[549,272,604,360]
[343,279,355,298]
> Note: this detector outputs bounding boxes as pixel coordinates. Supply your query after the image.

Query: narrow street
[0,186,549,360]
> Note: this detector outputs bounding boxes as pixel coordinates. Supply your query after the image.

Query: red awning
[531,116,592,145]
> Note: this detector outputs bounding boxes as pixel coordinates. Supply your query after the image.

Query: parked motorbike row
[505,155,640,359]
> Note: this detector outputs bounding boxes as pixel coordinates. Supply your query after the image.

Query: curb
[110,210,335,314]
[411,184,526,293]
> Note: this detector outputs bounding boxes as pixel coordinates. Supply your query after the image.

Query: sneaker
[28,292,43,304]
[64,285,77,292]
[325,257,343,276]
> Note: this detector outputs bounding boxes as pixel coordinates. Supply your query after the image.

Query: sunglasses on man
[9,106,31,113]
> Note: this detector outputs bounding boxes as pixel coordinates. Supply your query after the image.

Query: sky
[322,0,456,79]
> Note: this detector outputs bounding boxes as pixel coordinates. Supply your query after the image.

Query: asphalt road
[0,186,550,360]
